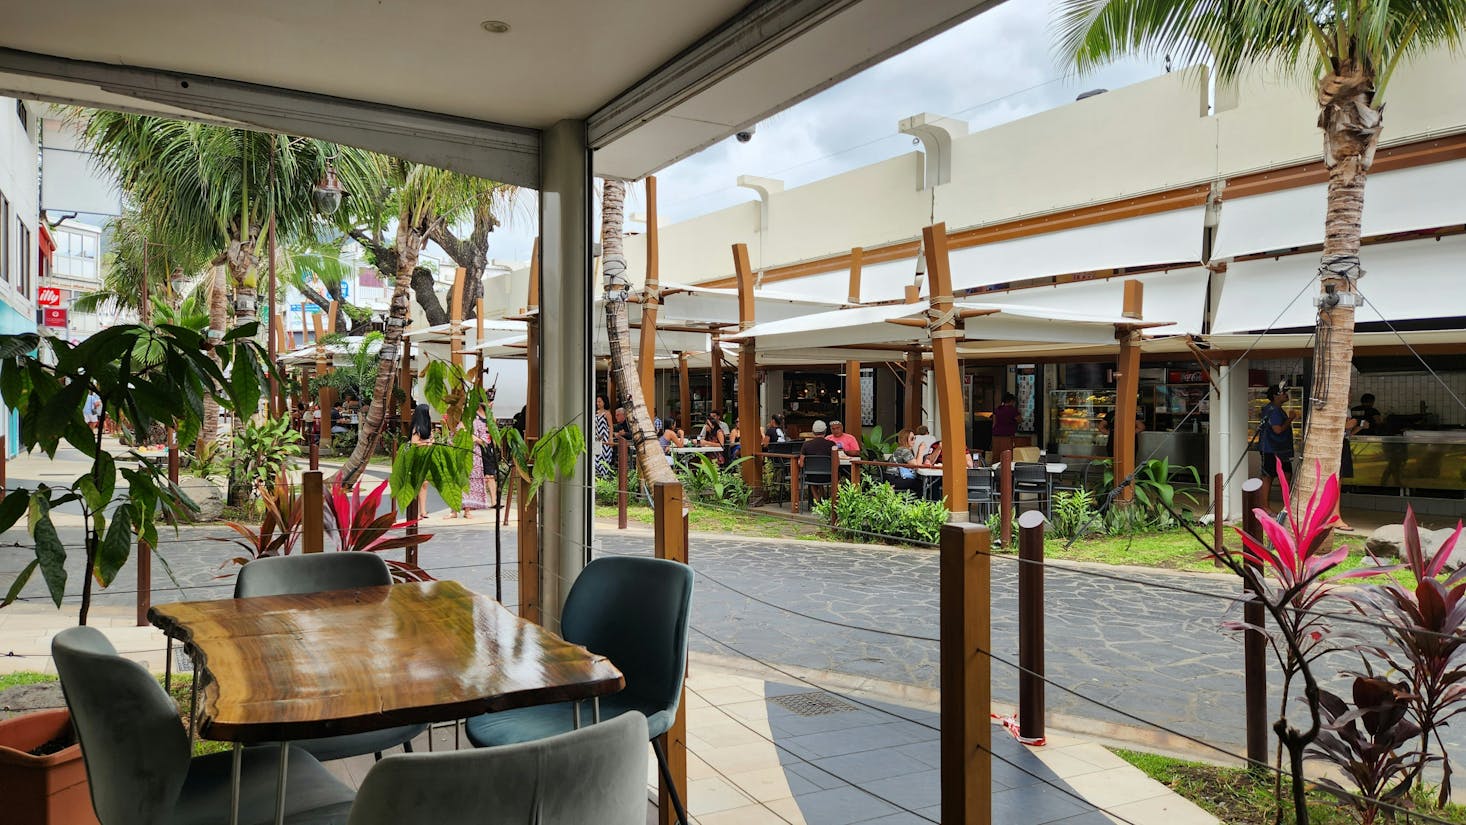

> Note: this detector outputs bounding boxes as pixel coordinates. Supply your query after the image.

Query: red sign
[42,307,68,328]
[37,286,62,306]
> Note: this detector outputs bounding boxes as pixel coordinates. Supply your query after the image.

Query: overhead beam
[0,47,540,187]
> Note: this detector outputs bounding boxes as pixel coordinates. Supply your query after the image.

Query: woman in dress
[594,394,614,477]
[460,406,497,519]
[410,403,433,518]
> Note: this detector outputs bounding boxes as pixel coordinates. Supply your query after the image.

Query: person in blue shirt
[1259,383,1297,504]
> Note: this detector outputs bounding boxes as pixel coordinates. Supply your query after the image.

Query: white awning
[1211,234,1466,333]
[724,302,929,351]
[959,302,1151,345]
[949,207,1205,291]
[965,268,1208,336]
[1212,158,1466,259]
[640,282,844,327]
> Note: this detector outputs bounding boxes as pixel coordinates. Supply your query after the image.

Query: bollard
[941,521,992,825]
[1241,477,1269,772]
[653,482,689,825]
[136,539,151,627]
[309,418,320,471]
[1017,509,1046,743]
[1000,449,1014,548]
[517,474,540,623]
[167,428,179,485]
[617,437,629,530]
[302,470,324,553]
[828,453,840,526]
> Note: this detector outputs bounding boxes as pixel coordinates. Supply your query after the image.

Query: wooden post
[678,352,691,432]
[653,481,688,825]
[941,521,992,825]
[923,224,968,519]
[527,237,541,438]
[449,267,466,370]
[1017,509,1046,742]
[167,428,179,485]
[711,341,724,414]
[312,313,332,452]
[405,499,420,569]
[847,246,863,304]
[845,361,862,440]
[1000,450,1014,548]
[326,300,339,335]
[617,437,629,530]
[1241,477,1269,772]
[475,297,486,391]
[399,347,414,429]
[1114,281,1144,502]
[732,243,761,493]
[135,536,151,626]
[791,458,800,515]
[905,350,923,430]
[267,214,279,418]
[302,470,324,553]
[640,178,661,406]
[517,474,541,624]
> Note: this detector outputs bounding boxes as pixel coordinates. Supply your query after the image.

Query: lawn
[1,670,228,755]
[595,502,826,541]
[1115,747,1466,824]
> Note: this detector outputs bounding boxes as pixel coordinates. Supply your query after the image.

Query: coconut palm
[600,180,675,486]
[1055,0,1466,518]
[71,206,212,319]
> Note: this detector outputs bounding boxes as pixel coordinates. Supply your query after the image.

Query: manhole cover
[767,691,858,717]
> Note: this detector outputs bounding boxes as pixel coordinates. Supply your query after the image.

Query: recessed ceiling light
[480,20,511,34]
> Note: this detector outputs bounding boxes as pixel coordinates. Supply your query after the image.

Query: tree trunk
[411,265,450,326]
[601,180,676,485]
[226,239,258,335]
[333,222,426,485]
[1295,66,1381,520]
[201,265,228,443]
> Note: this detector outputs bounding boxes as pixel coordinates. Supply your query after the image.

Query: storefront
[1048,362,1212,474]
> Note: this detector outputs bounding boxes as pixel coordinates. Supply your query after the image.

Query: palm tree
[71,206,211,319]
[422,181,518,324]
[600,180,675,486]
[1055,0,1466,518]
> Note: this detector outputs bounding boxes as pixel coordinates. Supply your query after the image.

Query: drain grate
[767,691,858,717]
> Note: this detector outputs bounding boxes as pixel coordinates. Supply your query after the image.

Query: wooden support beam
[640,177,661,401]
[302,471,324,553]
[885,317,928,328]
[847,246,863,304]
[923,223,968,518]
[476,297,486,391]
[905,284,921,304]
[653,481,689,825]
[905,350,924,430]
[449,267,466,371]
[327,300,339,336]
[312,313,333,452]
[941,521,992,824]
[711,340,724,413]
[517,475,540,624]
[1113,280,1143,501]
[845,361,862,438]
[678,352,691,432]
[733,243,761,493]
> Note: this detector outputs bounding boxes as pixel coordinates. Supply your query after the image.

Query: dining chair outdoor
[234,553,428,761]
[966,467,996,520]
[464,555,695,825]
[798,454,833,512]
[349,712,649,825]
[52,626,356,825]
[1013,462,1052,517]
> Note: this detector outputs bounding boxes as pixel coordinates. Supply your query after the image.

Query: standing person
[593,394,614,478]
[991,394,1019,461]
[410,403,434,518]
[461,405,497,520]
[1335,413,1362,532]
[1258,383,1297,506]
[1350,393,1382,435]
[84,392,102,434]
[1100,408,1146,457]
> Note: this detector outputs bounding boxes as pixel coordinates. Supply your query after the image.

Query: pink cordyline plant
[325,479,434,582]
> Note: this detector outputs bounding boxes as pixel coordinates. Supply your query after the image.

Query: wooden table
[150,581,623,823]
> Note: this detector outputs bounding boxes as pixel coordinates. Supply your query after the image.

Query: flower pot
[0,708,98,825]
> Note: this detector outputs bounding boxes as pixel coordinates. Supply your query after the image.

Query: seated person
[798,421,837,501]
[658,426,685,449]
[697,417,725,448]
[763,414,788,447]
[827,420,860,457]
[888,429,922,494]
[330,402,348,435]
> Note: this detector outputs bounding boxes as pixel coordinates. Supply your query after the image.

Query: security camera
[735,126,756,143]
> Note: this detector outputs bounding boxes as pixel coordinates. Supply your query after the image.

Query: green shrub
[1051,489,1101,541]
[676,455,752,509]
[813,479,948,545]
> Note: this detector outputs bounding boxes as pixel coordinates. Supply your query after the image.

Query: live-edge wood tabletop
[148,580,624,743]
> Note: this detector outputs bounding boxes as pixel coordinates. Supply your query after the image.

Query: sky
[487,0,1166,265]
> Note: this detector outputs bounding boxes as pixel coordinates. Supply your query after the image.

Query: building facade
[0,96,40,457]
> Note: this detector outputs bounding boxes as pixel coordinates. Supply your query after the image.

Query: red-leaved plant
[1348,507,1466,807]
[214,480,306,566]
[1308,675,1428,824]
[325,479,434,582]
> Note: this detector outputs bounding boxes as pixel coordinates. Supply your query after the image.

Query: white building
[0,96,40,457]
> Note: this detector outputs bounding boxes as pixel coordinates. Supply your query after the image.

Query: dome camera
[735,126,756,143]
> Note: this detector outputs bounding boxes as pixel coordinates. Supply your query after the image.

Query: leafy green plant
[309,331,383,406]
[676,455,753,508]
[0,324,269,624]
[187,437,229,479]
[213,479,307,564]
[860,425,899,461]
[813,478,948,545]
[226,415,303,504]
[1103,458,1202,520]
[1052,489,1101,541]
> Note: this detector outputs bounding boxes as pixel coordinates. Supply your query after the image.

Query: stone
[1367,523,1461,561]
[0,682,64,720]
[177,475,226,522]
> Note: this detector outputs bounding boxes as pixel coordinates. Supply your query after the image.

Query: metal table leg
[573,703,582,729]
[593,697,601,724]
[274,742,289,825]
[164,639,172,692]
[230,743,242,825]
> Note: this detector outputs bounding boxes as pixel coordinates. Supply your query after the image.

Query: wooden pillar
[710,341,724,414]
[1241,477,1268,771]
[732,243,761,492]
[905,350,924,430]
[639,177,661,401]
[520,239,542,625]
[302,470,324,553]
[845,361,862,440]
[312,313,332,453]
[449,267,466,371]
[1017,510,1046,742]
[847,246,863,305]
[653,481,689,825]
[678,353,691,432]
[1113,281,1144,501]
[475,297,486,391]
[135,538,151,627]
[922,223,968,518]
[941,521,992,824]
[167,428,179,484]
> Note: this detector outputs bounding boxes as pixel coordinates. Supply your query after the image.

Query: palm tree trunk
[202,265,228,443]
[601,180,676,486]
[1294,67,1381,519]
[333,224,426,485]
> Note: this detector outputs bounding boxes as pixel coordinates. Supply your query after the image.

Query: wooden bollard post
[167,428,179,485]
[617,437,629,530]
[1000,449,1014,547]
[309,411,320,471]
[302,470,324,553]
[135,539,151,627]
[1241,477,1269,772]
[517,473,540,624]
[828,453,840,526]
[653,482,689,825]
[1017,509,1046,743]
[941,521,992,825]
[404,498,420,569]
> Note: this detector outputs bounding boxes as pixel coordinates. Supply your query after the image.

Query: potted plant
[0,323,269,824]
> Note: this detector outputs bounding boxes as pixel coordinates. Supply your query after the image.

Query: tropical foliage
[324,479,433,581]
[859,425,900,462]
[214,479,308,564]
[224,415,303,504]
[814,478,950,545]
[676,455,754,508]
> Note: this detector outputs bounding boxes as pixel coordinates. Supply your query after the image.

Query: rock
[1366,523,1461,561]
[0,682,65,720]
[177,475,226,522]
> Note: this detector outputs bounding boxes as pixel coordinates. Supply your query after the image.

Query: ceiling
[0,0,1002,185]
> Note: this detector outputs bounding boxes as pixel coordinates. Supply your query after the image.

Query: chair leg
[402,740,413,754]
[373,751,383,762]
[651,737,689,825]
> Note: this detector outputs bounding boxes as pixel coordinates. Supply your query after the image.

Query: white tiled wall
[1350,372,1466,426]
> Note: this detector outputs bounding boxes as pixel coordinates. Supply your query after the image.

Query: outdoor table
[917,466,944,499]
[670,445,724,463]
[149,580,624,825]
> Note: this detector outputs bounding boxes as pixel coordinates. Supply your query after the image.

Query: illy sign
[37,286,62,306]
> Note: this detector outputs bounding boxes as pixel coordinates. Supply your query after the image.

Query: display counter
[1345,431,1466,492]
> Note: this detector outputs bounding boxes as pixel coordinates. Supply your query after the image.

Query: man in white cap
[798,420,837,503]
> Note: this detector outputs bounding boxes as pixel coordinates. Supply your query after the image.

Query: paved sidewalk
[0,602,1214,825]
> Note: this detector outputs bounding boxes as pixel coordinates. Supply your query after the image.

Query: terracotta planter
[0,708,98,825]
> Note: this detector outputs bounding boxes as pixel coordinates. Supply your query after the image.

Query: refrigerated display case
[1051,389,1114,459]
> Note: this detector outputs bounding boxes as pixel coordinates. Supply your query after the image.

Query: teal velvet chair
[52,626,355,825]
[465,556,694,824]
[349,711,649,824]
